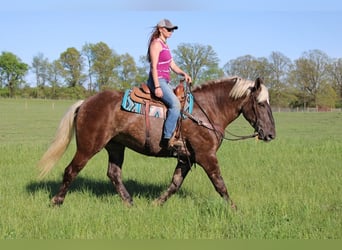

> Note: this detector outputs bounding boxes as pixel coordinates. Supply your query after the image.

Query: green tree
[135,55,149,85]
[316,83,338,108]
[0,51,28,97]
[59,47,86,87]
[116,53,137,89]
[83,42,119,90]
[268,51,294,107]
[290,50,330,108]
[198,66,224,83]
[223,55,270,81]
[47,60,63,98]
[327,58,342,107]
[172,43,220,85]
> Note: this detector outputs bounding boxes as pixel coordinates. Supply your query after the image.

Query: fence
[272,107,342,112]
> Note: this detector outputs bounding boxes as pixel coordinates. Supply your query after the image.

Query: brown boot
[169,137,190,156]
[168,137,183,148]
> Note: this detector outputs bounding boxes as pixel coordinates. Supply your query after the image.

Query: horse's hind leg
[52,151,90,205]
[154,157,192,206]
[105,143,133,206]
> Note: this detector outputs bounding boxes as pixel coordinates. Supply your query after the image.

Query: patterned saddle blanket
[121,84,194,119]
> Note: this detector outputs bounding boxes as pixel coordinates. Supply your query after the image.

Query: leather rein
[183,85,258,142]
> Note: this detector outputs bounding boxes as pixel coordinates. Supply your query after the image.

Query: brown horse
[38,76,275,209]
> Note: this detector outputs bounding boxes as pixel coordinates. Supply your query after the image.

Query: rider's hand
[155,87,163,98]
[184,73,192,85]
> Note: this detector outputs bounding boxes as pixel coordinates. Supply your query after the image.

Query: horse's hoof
[152,199,163,207]
[123,200,133,207]
[231,203,237,210]
[51,196,64,206]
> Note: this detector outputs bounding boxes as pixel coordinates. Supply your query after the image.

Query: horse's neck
[193,85,241,129]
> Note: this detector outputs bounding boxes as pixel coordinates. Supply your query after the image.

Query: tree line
[0,41,341,109]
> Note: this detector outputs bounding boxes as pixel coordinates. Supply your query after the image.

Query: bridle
[182,84,258,143]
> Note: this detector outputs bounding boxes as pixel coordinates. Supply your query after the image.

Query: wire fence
[272,107,342,112]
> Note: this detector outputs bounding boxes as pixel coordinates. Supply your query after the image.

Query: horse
[37,76,276,209]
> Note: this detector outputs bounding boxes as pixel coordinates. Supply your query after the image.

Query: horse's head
[241,78,276,142]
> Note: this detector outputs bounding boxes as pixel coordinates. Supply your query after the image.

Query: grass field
[0,98,341,239]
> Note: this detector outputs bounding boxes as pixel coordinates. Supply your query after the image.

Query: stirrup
[168,137,183,148]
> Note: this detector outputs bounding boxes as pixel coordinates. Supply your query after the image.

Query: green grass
[0,98,341,239]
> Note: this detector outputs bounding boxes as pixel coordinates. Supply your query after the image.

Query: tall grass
[0,99,341,239]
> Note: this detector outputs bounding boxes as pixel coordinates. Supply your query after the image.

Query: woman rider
[146,18,192,148]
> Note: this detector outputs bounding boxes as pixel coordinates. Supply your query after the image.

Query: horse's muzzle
[257,129,275,142]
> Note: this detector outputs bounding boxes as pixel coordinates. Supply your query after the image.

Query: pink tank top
[156,39,172,82]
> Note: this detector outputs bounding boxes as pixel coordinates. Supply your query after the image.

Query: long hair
[146,26,160,63]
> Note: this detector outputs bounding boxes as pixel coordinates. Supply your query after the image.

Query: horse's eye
[258,103,265,108]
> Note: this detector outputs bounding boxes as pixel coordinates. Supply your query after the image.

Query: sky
[1,0,342,84]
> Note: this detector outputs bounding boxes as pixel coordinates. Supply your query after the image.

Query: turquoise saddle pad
[121,89,194,119]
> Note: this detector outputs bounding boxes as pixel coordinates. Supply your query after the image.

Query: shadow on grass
[26,176,191,201]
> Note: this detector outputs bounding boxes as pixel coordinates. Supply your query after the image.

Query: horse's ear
[255,77,263,90]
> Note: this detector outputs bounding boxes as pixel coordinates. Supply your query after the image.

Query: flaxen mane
[229,77,254,99]
[195,76,269,103]
[229,76,269,103]
[195,76,270,103]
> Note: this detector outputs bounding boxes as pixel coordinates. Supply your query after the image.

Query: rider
[146,18,192,148]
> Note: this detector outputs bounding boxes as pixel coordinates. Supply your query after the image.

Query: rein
[223,130,258,141]
[183,84,258,142]
[183,110,257,141]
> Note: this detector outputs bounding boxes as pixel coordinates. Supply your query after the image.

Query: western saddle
[129,80,187,151]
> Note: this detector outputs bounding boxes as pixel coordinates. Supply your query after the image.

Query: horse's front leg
[209,172,237,210]
[106,144,133,206]
[200,155,237,209]
[154,157,191,206]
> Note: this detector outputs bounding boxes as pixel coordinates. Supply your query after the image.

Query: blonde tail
[37,100,84,178]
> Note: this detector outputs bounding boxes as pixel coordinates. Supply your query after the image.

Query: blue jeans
[147,77,181,139]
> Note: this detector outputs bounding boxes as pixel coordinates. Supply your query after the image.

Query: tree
[328,58,342,107]
[290,50,330,108]
[31,53,49,87]
[268,52,292,87]
[82,43,95,91]
[116,53,138,89]
[0,51,28,97]
[316,83,338,108]
[198,66,224,83]
[172,43,220,84]
[59,47,86,87]
[135,55,149,85]
[223,55,269,81]
[267,51,294,107]
[47,60,63,98]
[83,42,120,90]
